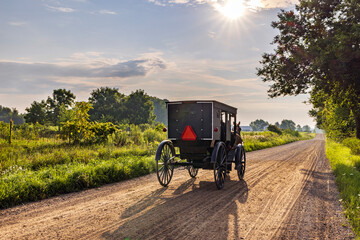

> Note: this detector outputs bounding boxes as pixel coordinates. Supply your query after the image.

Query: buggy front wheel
[155,141,175,187]
[188,165,198,178]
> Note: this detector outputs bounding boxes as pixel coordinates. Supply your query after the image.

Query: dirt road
[0,134,355,239]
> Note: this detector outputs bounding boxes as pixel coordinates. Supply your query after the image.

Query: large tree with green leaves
[0,105,24,124]
[88,87,125,123]
[280,119,296,130]
[124,89,155,125]
[24,101,47,124]
[257,0,360,138]
[249,119,269,131]
[47,89,76,127]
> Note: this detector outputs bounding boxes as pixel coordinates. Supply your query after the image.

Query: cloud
[8,22,27,26]
[45,5,76,13]
[0,55,168,94]
[147,0,298,9]
[98,10,117,15]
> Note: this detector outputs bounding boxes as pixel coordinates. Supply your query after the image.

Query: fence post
[9,119,13,144]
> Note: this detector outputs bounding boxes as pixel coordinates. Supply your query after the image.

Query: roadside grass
[326,138,360,236]
[243,131,314,152]
[0,131,314,209]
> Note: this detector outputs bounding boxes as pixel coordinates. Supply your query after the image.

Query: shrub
[112,130,130,146]
[283,129,300,137]
[143,129,165,143]
[267,124,282,135]
[343,138,360,155]
[90,122,117,143]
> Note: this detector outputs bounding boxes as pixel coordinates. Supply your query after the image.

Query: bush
[343,138,360,155]
[113,130,130,146]
[90,122,117,143]
[283,129,300,137]
[143,128,165,143]
[267,124,282,135]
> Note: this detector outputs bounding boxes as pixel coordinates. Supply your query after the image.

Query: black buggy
[155,100,246,189]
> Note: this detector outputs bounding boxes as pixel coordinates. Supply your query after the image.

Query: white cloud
[45,5,76,13]
[98,10,117,15]
[148,0,298,9]
[8,22,27,26]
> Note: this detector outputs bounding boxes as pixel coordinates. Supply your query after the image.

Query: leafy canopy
[257,0,360,138]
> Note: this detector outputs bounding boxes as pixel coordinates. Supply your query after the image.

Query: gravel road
[0,134,355,239]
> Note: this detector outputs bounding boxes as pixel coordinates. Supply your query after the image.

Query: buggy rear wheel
[188,165,198,178]
[156,141,175,187]
[213,142,227,190]
[236,145,246,180]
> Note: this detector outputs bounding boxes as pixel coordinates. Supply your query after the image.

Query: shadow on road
[101,176,248,240]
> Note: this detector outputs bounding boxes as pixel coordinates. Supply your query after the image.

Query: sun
[214,0,246,20]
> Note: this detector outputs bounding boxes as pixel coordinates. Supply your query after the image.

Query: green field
[326,138,360,236]
[0,129,313,209]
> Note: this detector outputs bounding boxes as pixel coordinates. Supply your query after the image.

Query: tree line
[249,119,311,132]
[21,88,167,127]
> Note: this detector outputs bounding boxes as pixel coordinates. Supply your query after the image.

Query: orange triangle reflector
[181,125,197,141]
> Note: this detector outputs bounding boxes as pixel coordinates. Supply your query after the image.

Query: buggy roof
[166,100,237,114]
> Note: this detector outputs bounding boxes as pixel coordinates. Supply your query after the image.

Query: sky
[0,0,315,127]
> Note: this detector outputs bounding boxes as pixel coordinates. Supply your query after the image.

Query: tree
[280,119,296,130]
[249,119,269,131]
[24,101,47,124]
[257,0,360,138]
[47,89,76,127]
[0,105,24,124]
[296,124,302,132]
[123,89,155,125]
[88,87,125,123]
[61,101,93,143]
[302,125,311,132]
[150,97,168,125]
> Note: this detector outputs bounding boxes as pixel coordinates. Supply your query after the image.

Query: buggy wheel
[236,145,246,180]
[156,141,175,187]
[213,142,227,190]
[188,165,198,178]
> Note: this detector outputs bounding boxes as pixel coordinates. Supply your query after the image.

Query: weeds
[326,138,360,236]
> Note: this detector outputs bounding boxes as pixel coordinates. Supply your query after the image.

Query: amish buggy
[155,100,246,190]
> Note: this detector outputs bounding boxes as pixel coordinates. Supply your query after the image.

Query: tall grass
[326,138,360,236]
[0,130,313,209]
[243,131,314,152]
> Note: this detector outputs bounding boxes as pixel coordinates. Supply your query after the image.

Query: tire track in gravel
[0,134,355,239]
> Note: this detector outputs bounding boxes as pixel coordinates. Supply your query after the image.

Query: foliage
[150,97,168,125]
[310,90,356,140]
[326,138,360,236]
[124,89,156,125]
[280,119,296,130]
[249,119,269,131]
[243,131,313,152]
[257,0,360,138]
[90,122,117,143]
[24,100,48,125]
[0,125,310,209]
[267,124,282,135]
[24,89,75,126]
[61,102,94,144]
[0,105,24,124]
[88,87,125,123]
[46,89,76,127]
[302,125,311,132]
[343,138,360,156]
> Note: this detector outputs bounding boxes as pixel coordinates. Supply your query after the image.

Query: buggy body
[155,100,246,189]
